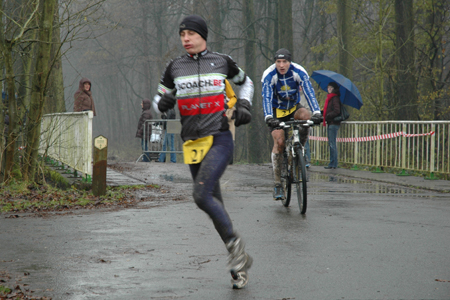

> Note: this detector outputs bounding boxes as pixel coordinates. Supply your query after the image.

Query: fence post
[351,124,359,170]
[397,122,410,176]
[93,135,107,196]
[372,123,384,173]
[425,123,437,180]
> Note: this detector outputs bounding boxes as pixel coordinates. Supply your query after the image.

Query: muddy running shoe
[273,184,284,200]
[226,236,253,289]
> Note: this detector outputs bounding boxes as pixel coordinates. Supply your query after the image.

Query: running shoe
[226,236,253,289]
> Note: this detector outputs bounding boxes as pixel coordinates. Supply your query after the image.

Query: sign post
[93,135,107,196]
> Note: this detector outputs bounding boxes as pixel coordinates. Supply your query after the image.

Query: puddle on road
[160,174,191,183]
[134,173,191,184]
[308,173,442,199]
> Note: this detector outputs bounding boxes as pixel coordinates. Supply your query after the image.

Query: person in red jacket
[74,78,96,116]
[323,82,341,169]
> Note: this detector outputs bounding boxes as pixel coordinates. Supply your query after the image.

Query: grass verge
[0,183,161,214]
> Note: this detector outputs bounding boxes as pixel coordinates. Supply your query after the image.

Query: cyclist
[153,15,254,289]
[261,48,322,200]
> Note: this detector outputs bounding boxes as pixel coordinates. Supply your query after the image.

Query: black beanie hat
[179,15,208,41]
[274,48,292,62]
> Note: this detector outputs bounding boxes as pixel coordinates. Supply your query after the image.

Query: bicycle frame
[278,119,314,214]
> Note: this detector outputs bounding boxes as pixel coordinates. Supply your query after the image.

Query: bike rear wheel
[281,152,291,207]
[293,149,307,214]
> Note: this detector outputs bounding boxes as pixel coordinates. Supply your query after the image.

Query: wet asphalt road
[1,163,450,300]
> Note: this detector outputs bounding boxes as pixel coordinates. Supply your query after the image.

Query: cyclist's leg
[188,131,235,244]
[271,128,285,199]
[271,129,285,182]
[294,107,311,146]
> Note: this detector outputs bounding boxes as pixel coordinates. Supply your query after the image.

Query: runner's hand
[158,89,177,112]
[234,99,252,127]
[266,117,280,129]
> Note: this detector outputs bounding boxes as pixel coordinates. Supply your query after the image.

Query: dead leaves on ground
[0,184,161,214]
[0,284,52,300]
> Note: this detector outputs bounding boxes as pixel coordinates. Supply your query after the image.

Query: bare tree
[395,0,418,120]
[23,0,57,181]
[337,0,353,79]
[277,0,293,56]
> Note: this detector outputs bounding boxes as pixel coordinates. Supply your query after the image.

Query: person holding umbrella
[310,70,363,169]
[322,82,341,169]
[261,48,322,200]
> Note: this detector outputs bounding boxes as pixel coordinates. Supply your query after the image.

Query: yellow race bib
[276,106,297,118]
[183,135,214,164]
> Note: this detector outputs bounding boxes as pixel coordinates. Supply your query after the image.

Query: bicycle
[277,119,315,214]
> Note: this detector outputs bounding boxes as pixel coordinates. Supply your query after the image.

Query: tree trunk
[0,0,19,182]
[421,0,445,120]
[210,0,223,52]
[44,0,65,114]
[277,0,293,58]
[243,0,262,163]
[337,0,353,79]
[273,0,279,52]
[394,0,417,120]
[23,0,56,181]
[0,43,18,183]
[140,0,151,100]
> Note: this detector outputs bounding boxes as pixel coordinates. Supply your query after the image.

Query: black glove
[266,117,280,129]
[158,89,177,113]
[311,112,323,125]
[233,99,252,127]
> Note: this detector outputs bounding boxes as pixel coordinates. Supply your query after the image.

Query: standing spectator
[323,82,341,169]
[136,99,153,162]
[157,108,177,163]
[74,78,96,116]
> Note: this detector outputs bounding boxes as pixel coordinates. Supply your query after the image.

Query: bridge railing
[39,111,93,178]
[136,119,183,162]
[310,121,450,176]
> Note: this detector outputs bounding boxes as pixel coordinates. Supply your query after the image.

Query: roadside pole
[93,135,107,196]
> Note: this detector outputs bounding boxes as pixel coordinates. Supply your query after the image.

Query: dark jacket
[74,78,96,116]
[325,95,341,126]
[156,50,251,141]
[136,99,153,140]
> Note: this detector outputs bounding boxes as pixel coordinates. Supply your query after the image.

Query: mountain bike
[278,119,314,214]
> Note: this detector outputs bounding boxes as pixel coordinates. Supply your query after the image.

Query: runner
[153,15,254,289]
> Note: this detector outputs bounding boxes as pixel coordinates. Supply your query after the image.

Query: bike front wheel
[281,152,292,207]
[293,149,307,214]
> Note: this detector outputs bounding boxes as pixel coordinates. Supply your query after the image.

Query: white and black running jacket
[153,49,254,141]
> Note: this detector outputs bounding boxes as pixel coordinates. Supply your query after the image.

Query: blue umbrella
[310,70,363,110]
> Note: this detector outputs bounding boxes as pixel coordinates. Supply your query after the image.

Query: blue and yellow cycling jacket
[261,62,320,121]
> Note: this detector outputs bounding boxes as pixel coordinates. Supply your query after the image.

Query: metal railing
[39,111,93,178]
[309,121,450,176]
[136,119,183,162]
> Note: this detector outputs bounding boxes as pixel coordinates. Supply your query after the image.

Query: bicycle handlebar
[273,119,316,130]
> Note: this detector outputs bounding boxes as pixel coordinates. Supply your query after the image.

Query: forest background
[1,0,449,184]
